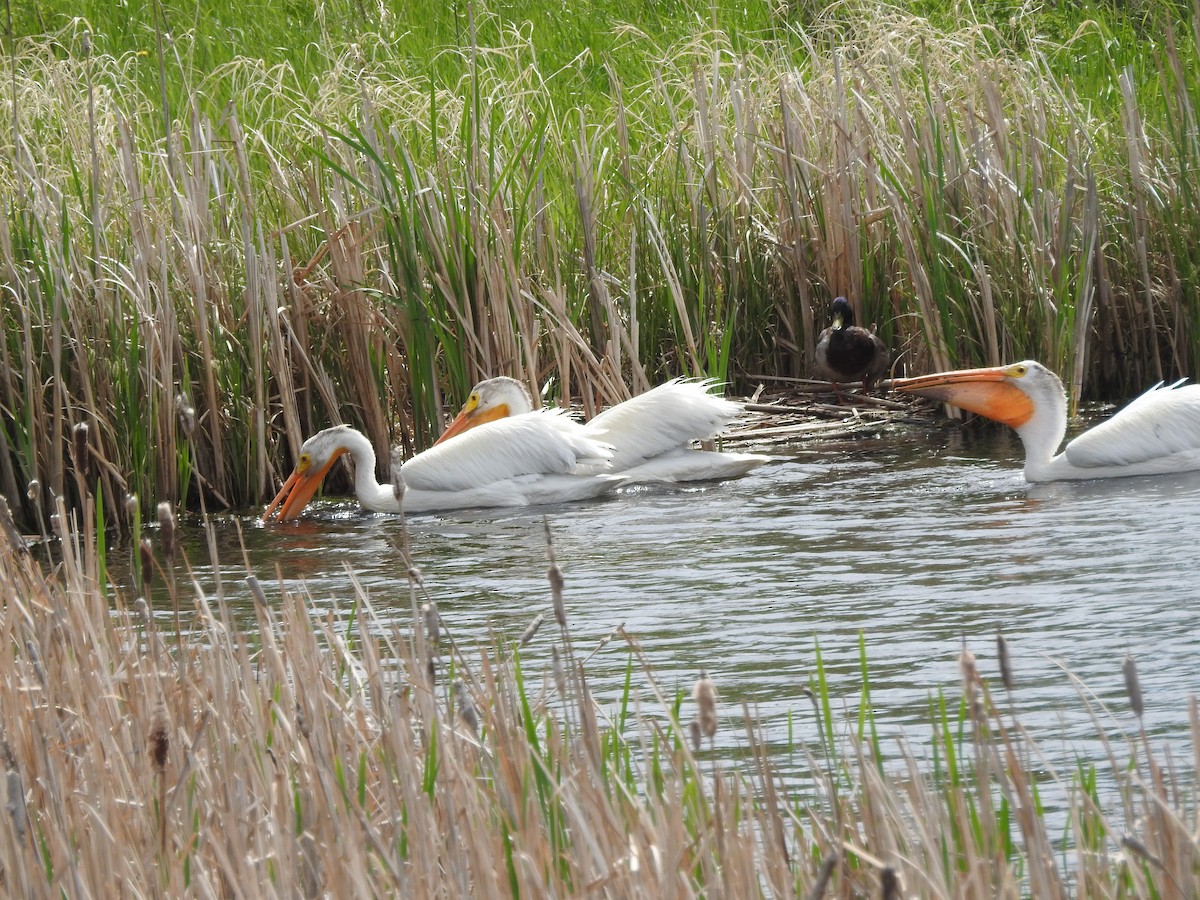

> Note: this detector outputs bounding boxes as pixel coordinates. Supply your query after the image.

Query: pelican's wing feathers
[401,410,613,492]
[583,379,744,470]
[1063,381,1200,468]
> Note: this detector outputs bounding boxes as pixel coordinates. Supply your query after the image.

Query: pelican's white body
[1018,371,1200,481]
[898,359,1200,482]
[314,415,621,514]
[453,377,770,483]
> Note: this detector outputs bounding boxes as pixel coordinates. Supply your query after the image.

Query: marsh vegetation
[3,1,1200,526]
[2,2,1199,891]
[0,501,1195,896]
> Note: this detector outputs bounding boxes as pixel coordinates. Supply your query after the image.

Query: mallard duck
[814,296,889,395]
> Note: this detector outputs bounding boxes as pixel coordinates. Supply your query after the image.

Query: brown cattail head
[175,393,196,439]
[390,447,406,506]
[454,679,479,735]
[139,538,154,588]
[548,561,566,630]
[25,641,45,688]
[26,479,40,503]
[996,627,1013,692]
[518,613,545,649]
[149,706,169,772]
[693,671,717,740]
[689,718,702,752]
[543,522,568,630]
[959,646,979,703]
[1122,653,1144,720]
[544,522,567,629]
[552,644,568,700]
[6,769,25,845]
[422,602,440,647]
[71,422,91,481]
[0,496,28,556]
[156,502,176,562]
[881,866,901,900]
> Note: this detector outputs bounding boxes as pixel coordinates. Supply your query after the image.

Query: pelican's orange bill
[433,402,511,445]
[892,366,1035,429]
[262,449,347,522]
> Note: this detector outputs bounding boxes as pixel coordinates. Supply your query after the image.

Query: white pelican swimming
[433,376,769,483]
[263,413,620,521]
[892,360,1200,482]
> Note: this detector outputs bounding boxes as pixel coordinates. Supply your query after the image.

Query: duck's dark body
[815,297,889,390]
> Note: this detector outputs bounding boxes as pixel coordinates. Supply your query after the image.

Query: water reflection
[162,423,1200,777]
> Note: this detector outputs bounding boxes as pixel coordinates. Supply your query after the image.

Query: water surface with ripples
[167,422,1200,774]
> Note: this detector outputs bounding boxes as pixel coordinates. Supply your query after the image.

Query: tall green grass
[3,1,1200,526]
[0,496,1195,895]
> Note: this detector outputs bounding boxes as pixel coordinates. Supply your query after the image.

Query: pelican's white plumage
[434,376,769,483]
[893,359,1200,482]
[263,415,619,521]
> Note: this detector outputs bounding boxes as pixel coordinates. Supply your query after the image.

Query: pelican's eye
[466,392,480,412]
[1009,364,1028,378]
[297,452,312,473]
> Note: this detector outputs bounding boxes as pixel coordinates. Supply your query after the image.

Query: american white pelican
[892,360,1200,482]
[263,413,620,521]
[434,377,769,483]
[815,297,889,393]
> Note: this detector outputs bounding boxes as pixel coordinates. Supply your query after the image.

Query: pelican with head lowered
[892,360,1200,482]
[263,412,620,521]
[433,376,769,483]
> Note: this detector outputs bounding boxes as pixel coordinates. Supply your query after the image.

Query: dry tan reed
[0,505,1196,896]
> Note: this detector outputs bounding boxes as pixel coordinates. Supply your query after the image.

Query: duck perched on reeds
[814,297,889,395]
[435,377,769,483]
[892,360,1200,482]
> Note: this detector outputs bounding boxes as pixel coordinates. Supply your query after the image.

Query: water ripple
[180,426,1200,778]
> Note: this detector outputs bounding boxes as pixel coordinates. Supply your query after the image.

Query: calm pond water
[164,421,1200,775]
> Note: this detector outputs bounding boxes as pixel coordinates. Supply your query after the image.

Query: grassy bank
[0,499,1195,895]
[3,0,1200,526]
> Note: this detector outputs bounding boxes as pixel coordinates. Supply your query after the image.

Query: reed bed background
[0,497,1195,896]
[3,0,1200,527]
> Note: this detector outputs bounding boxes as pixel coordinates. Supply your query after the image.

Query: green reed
[3,2,1200,528]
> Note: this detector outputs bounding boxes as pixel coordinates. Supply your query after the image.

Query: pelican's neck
[1014,391,1068,482]
[342,429,401,513]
